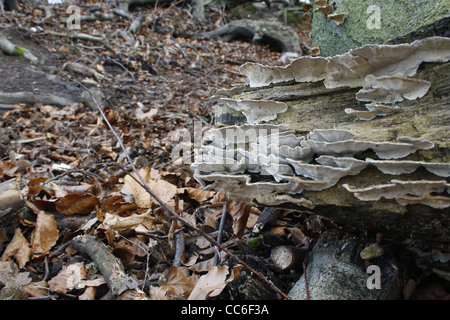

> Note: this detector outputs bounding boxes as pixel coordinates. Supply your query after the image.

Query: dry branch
[0,31,38,63]
[270,246,307,271]
[0,92,76,108]
[44,31,116,54]
[70,235,149,300]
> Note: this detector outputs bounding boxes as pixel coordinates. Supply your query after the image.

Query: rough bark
[70,235,149,300]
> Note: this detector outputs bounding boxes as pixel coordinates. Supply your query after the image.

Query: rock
[311,0,450,57]
[288,230,402,300]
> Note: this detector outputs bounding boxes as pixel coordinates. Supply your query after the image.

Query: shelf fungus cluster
[239,37,450,121]
[191,36,450,249]
[192,126,449,210]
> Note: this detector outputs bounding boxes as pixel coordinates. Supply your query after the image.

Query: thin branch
[75,81,292,300]
[213,201,227,266]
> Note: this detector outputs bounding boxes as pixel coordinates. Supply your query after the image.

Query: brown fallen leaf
[124,167,178,209]
[24,280,49,298]
[0,160,18,179]
[48,262,87,294]
[27,177,52,197]
[1,228,31,268]
[188,265,229,300]
[179,187,216,202]
[101,195,137,217]
[56,193,100,215]
[226,200,251,239]
[30,211,59,258]
[102,210,158,233]
[155,266,199,300]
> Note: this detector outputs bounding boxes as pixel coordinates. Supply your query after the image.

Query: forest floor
[0,1,322,300]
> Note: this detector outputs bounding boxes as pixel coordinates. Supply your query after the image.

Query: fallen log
[187,19,302,53]
[191,37,450,256]
[0,92,76,108]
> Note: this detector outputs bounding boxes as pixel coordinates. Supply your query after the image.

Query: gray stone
[288,230,402,300]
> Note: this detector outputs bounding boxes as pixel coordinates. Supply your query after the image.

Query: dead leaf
[24,280,49,297]
[0,160,18,179]
[56,193,100,215]
[112,237,148,265]
[124,168,178,209]
[48,262,87,294]
[27,177,52,197]
[102,210,158,232]
[30,211,59,258]
[180,187,216,202]
[101,195,137,216]
[157,266,199,300]
[226,200,251,239]
[188,265,229,300]
[1,228,31,268]
[78,286,96,300]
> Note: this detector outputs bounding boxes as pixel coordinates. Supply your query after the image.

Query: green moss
[13,45,26,58]
[284,11,303,25]
[312,0,450,56]
[230,4,257,16]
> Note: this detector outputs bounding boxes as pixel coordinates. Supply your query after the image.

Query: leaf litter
[0,0,327,300]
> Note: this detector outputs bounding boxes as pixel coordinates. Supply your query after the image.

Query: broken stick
[0,179,25,229]
[71,235,148,300]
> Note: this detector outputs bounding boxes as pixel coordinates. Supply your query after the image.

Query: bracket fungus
[355,75,432,104]
[345,103,399,121]
[240,37,450,89]
[192,36,450,256]
[343,180,450,209]
[327,13,346,25]
[220,98,288,125]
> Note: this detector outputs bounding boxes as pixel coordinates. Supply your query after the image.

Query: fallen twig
[0,91,76,108]
[213,201,227,266]
[0,31,38,63]
[173,229,185,267]
[44,30,116,54]
[71,235,149,300]
[75,81,292,300]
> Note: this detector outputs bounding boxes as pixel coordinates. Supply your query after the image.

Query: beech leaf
[30,211,59,258]
[56,193,100,215]
[1,228,31,268]
[188,265,229,300]
[226,200,251,239]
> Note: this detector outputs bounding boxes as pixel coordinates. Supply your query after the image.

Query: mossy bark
[311,0,450,57]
